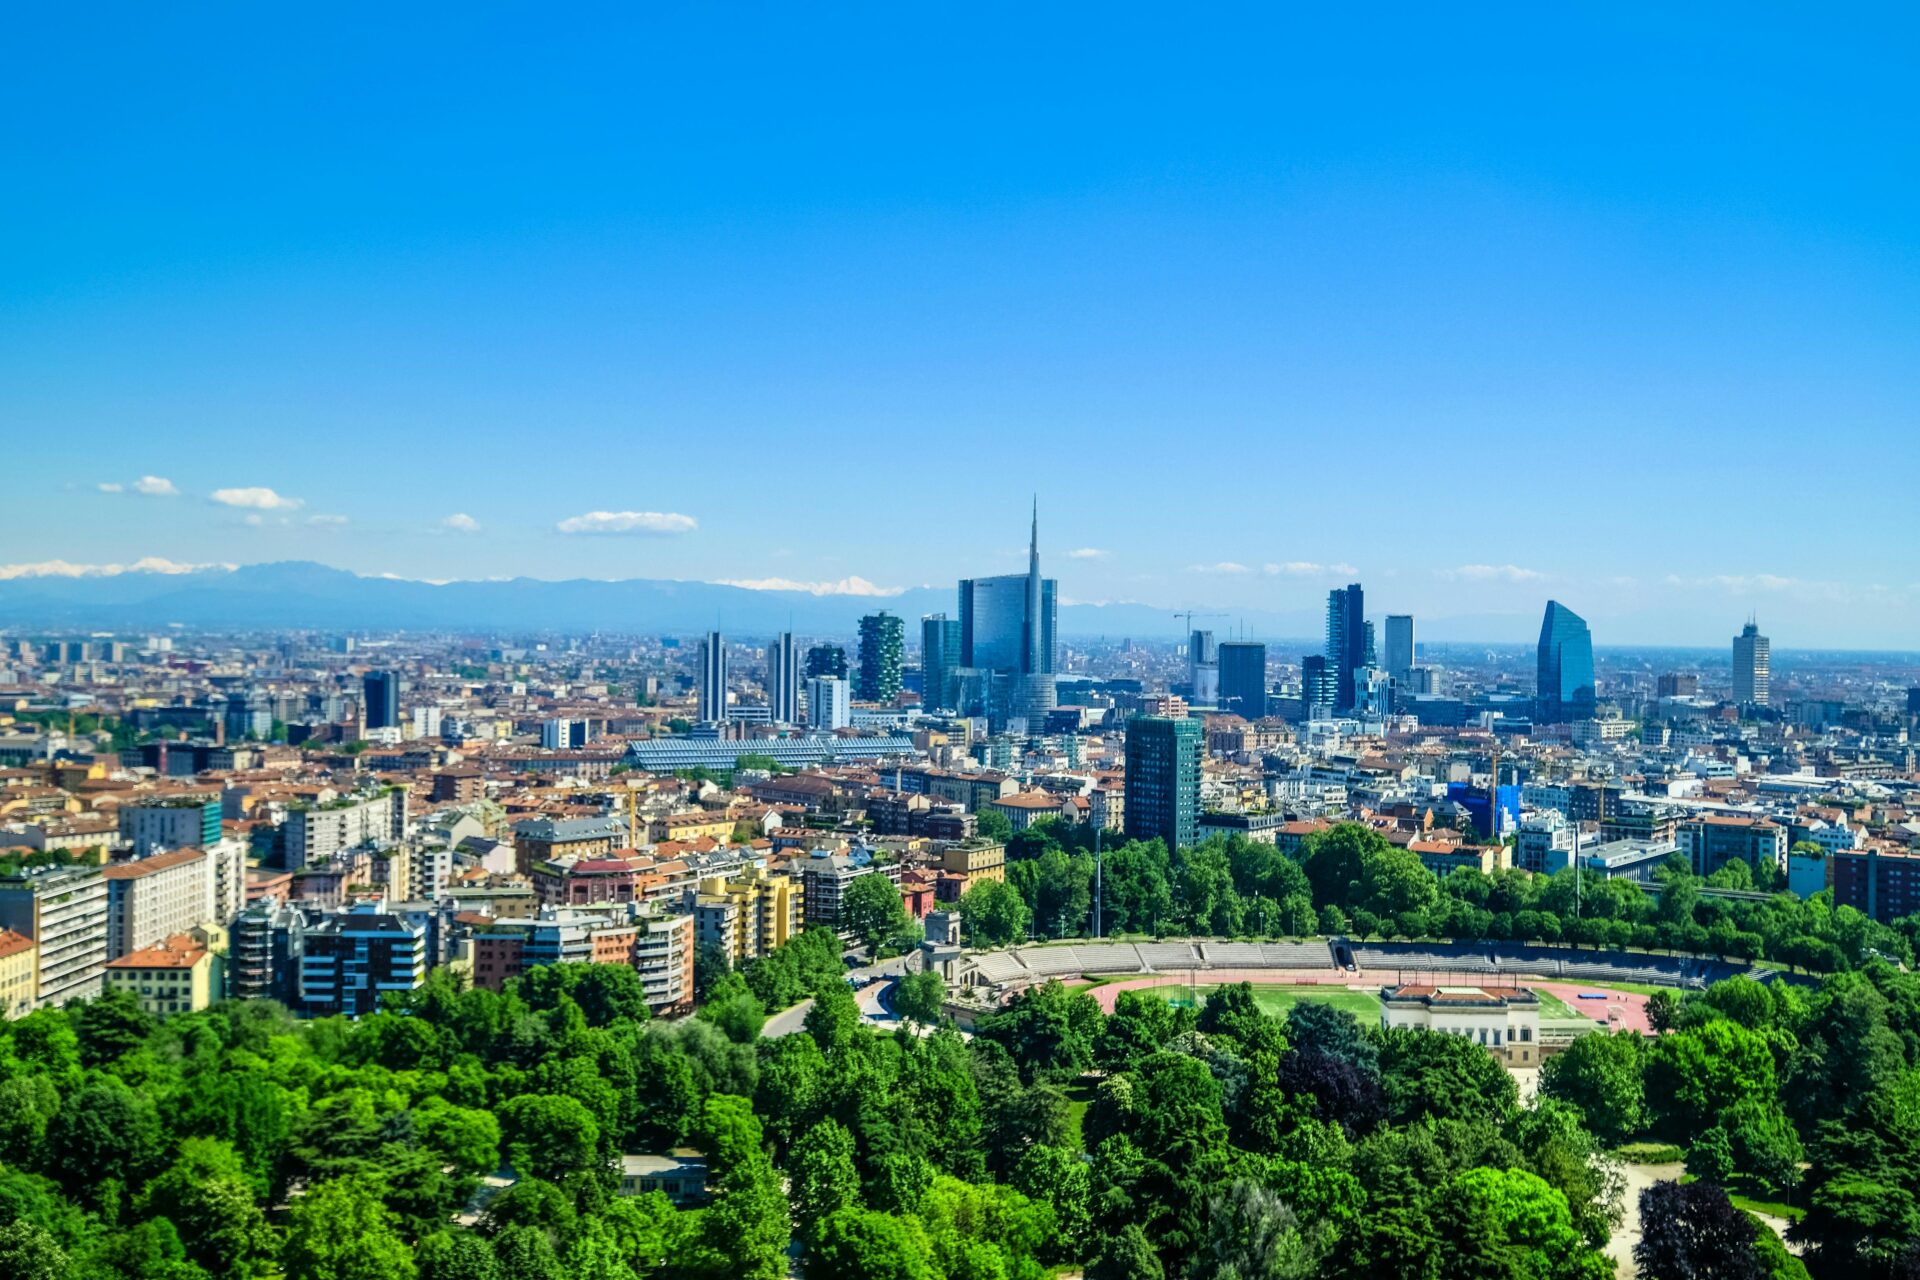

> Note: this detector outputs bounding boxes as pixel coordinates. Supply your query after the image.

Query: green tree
[841,873,910,954]
[959,878,1030,948]
[136,1137,278,1279]
[1088,1222,1165,1280]
[1188,1178,1319,1279]
[1433,1166,1611,1280]
[975,979,1103,1083]
[1377,1026,1519,1127]
[498,1094,601,1182]
[1539,1030,1646,1145]
[1644,1021,1776,1143]
[282,1176,417,1280]
[893,970,945,1025]
[44,1075,165,1207]
[788,1119,861,1240]
[0,1220,68,1280]
[417,1231,501,1280]
[975,809,1015,843]
[804,1208,937,1280]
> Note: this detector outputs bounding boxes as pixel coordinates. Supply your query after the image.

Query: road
[762,951,914,1038]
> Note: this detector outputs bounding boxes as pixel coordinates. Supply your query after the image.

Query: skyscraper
[363,671,399,730]
[1188,630,1219,703]
[1302,655,1336,714]
[855,611,904,702]
[957,503,1058,728]
[1124,716,1202,851]
[1384,615,1415,684]
[921,615,962,713]
[805,643,847,680]
[1218,641,1267,719]
[697,631,728,723]
[1536,602,1596,724]
[767,632,800,724]
[1733,619,1770,707]
[1325,584,1365,713]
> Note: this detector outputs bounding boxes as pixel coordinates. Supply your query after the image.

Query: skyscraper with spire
[957,502,1058,729]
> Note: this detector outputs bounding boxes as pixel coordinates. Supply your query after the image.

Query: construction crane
[1173,611,1225,646]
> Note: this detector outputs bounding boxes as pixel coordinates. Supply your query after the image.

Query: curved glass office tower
[1536,601,1595,723]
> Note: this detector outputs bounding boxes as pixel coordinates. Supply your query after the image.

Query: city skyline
[5,11,1918,645]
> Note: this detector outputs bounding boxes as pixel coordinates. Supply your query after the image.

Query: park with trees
[4,820,1920,1277]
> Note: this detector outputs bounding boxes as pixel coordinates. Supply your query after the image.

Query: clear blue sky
[3,5,1916,645]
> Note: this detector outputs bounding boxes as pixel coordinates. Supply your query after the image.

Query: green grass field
[1535,989,1594,1021]
[1148,983,1382,1021]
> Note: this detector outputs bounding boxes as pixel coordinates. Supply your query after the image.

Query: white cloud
[1188,561,1251,575]
[212,486,302,511]
[133,475,179,496]
[442,513,481,534]
[555,510,697,536]
[1440,563,1546,582]
[1065,547,1109,560]
[1665,572,1818,595]
[715,575,905,597]
[97,482,124,493]
[307,514,349,527]
[1263,561,1358,577]
[0,557,222,581]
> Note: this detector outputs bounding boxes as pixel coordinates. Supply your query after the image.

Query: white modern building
[806,676,850,731]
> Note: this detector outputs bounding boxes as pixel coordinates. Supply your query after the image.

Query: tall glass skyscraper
[767,632,800,724]
[1383,615,1415,684]
[1218,641,1267,719]
[957,504,1057,728]
[1536,601,1596,723]
[920,614,962,712]
[697,631,728,723]
[363,671,399,729]
[1325,583,1365,713]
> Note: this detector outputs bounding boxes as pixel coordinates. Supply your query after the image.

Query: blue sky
[3,6,1916,645]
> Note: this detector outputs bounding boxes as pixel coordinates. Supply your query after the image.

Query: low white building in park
[1379,984,1542,1066]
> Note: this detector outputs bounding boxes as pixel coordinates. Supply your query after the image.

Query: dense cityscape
[0,507,1917,1278]
[7,7,1917,1280]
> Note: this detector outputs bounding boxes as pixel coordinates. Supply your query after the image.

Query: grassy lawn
[1061,1081,1097,1150]
[1535,989,1598,1021]
[1148,983,1382,1021]
[1615,1142,1685,1164]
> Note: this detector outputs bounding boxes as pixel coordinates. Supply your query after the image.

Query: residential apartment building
[103,846,215,959]
[285,787,409,871]
[693,863,803,964]
[1831,847,1920,924]
[0,864,109,1006]
[474,905,695,1013]
[0,928,36,1019]
[512,815,626,876]
[1124,715,1202,851]
[104,930,221,1017]
[118,795,222,856]
[300,906,428,1017]
[229,899,305,1004]
[1678,816,1787,878]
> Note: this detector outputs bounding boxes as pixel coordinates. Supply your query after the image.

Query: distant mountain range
[0,560,1331,641]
